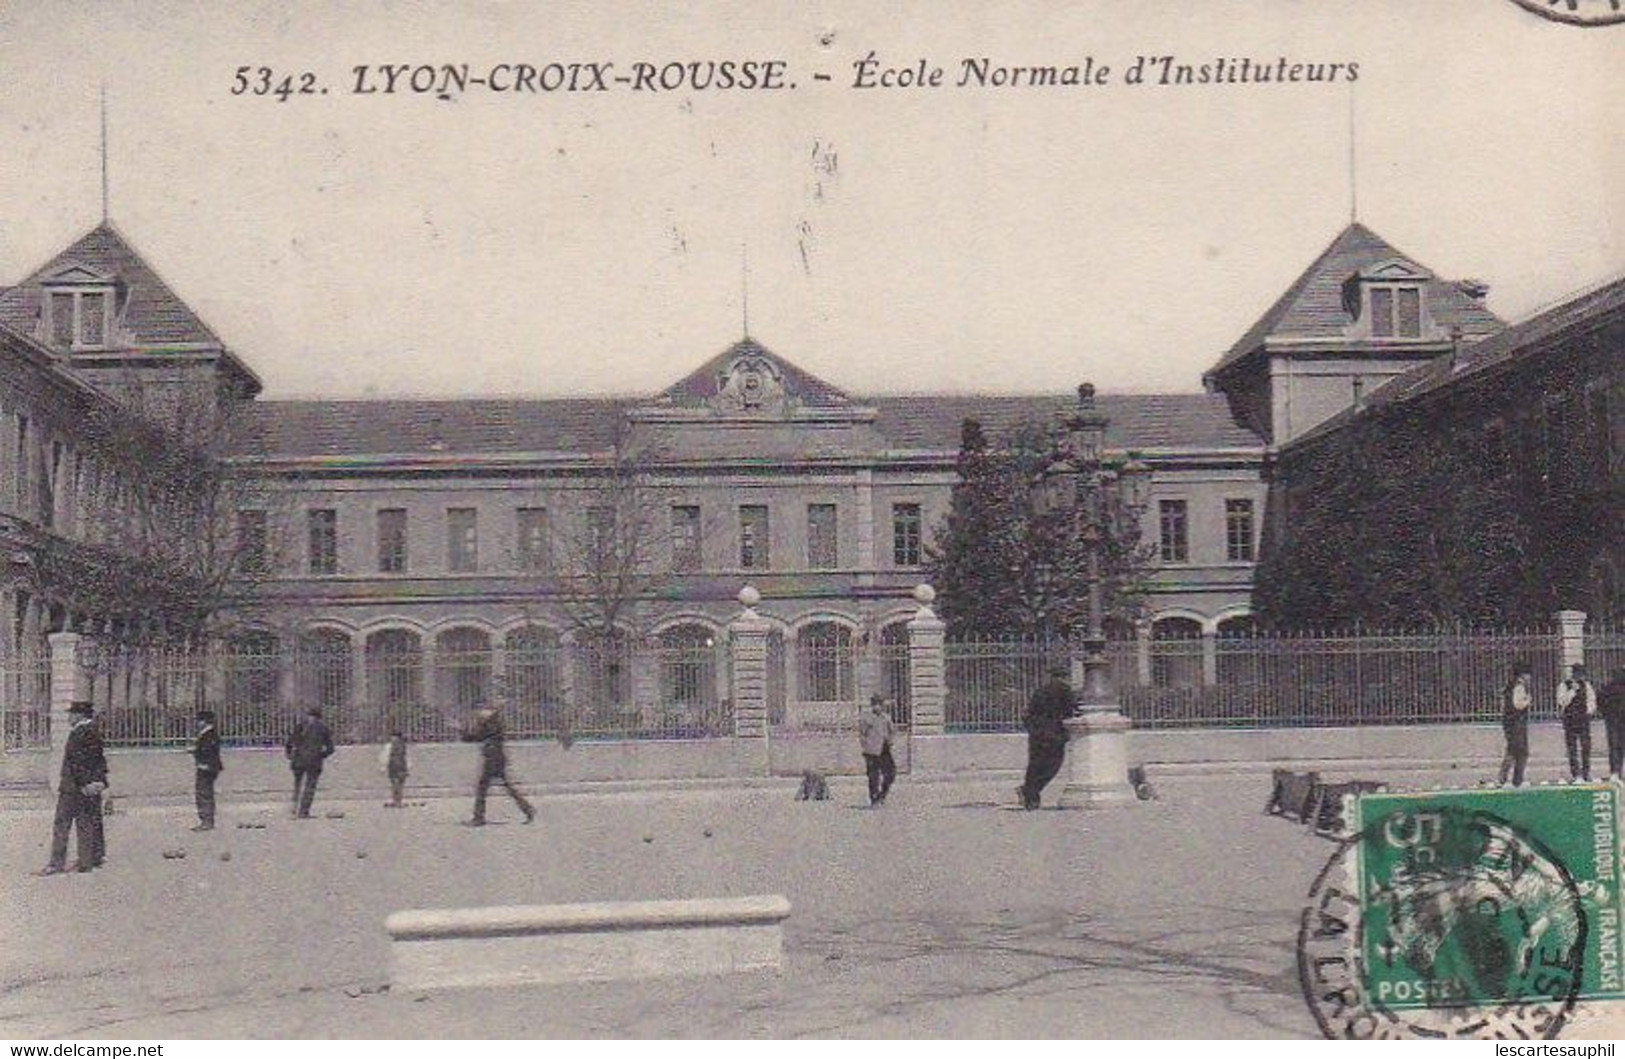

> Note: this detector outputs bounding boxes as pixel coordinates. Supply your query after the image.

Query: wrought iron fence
[41,623,1613,747]
[945,628,1566,731]
[1585,619,1625,685]
[0,654,51,751]
[877,639,913,726]
[82,639,734,747]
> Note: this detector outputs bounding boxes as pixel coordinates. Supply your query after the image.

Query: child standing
[382,730,409,807]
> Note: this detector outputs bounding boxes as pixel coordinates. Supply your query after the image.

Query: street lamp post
[1032,383,1152,808]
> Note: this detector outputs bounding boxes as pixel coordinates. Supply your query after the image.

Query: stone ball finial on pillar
[912,583,936,607]
[738,584,761,610]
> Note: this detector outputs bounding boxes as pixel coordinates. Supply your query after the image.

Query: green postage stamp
[1354,785,1625,1012]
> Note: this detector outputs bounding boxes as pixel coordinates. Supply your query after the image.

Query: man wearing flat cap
[40,701,108,874]
[191,709,223,831]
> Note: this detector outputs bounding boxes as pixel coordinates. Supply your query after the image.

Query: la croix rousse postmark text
[228,53,1360,102]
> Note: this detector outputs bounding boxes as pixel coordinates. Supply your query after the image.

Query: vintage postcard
[0,0,1620,1044]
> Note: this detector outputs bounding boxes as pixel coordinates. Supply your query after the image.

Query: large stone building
[9,216,1598,736]
[1257,271,1623,627]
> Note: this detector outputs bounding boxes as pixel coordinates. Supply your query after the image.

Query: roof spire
[741,242,750,339]
[100,83,110,223]
[1347,81,1358,224]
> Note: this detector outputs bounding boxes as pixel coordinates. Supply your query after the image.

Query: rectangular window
[307,508,338,575]
[587,506,615,559]
[79,292,107,346]
[1159,500,1189,564]
[1225,499,1255,563]
[238,509,269,575]
[377,508,408,573]
[447,508,478,573]
[739,504,769,570]
[1370,288,1394,338]
[892,503,922,567]
[671,505,702,572]
[806,503,838,570]
[517,507,551,572]
[49,293,74,347]
[1370,285,1423,339]
[1396,287,1422,338]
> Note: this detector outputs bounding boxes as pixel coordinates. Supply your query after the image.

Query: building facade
[1257,273,1623,627]
[10,216,1603,736]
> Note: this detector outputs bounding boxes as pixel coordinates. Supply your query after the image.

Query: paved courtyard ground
[1,769,1617,1039]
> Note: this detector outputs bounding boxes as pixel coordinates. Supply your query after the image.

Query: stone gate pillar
[729,586,772,775]
[906,585,949,773]
[1556,610,1588,673]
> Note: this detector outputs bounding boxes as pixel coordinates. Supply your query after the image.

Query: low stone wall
[387,895,791,990]
[0,720,1576,803]
[0,737,762,800]
[914,721,1542,777]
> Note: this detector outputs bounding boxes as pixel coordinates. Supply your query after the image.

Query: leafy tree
[927,417,1153,638]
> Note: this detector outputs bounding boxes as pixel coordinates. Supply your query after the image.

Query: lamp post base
[1059,708,1137,809]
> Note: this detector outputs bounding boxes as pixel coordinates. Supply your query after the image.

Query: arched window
[295,629,352,720]
[797,621,855,704]
[504,626,562,737]
[1215,615,1259,685]
[1151,616,1203,689]
[572,628,630,721]
[223,631,280,741]
[365,629,423,730]
[659,623,719,710]
[878,621,912,725]
[224,631,278,704]
[435,627,492,712]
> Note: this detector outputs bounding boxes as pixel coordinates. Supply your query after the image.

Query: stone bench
[386,894,791,990]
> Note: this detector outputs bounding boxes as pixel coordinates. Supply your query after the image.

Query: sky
[0,0,1619,400]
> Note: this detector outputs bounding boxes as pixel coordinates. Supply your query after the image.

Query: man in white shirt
[858,695,896,807]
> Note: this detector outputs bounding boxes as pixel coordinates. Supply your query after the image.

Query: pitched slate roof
[0,223,223,346]
[871,393,1261,451]
[651,337,855,408]
[231,398,634,458]
[233,390,1262,459]
[1205,223,1504,382]
[1288,272,1625,449]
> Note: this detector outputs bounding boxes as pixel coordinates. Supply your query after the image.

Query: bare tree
[72,367,284,645]
[551,419,676,640]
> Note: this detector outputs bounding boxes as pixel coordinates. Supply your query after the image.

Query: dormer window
[40,264,118,351]
[1370,285,1422,338]
[1349,259,1434,341]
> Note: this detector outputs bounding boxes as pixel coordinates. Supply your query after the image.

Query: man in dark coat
[1559,663,1598,781]
[284,707,334,818]
[191,709,223,831]
[1019,664,1077,810]
[41,701,108,874]
[462,708,535,826]
[1600,667,1625,781]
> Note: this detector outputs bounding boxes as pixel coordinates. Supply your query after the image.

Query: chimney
[1457,279,1490,304]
